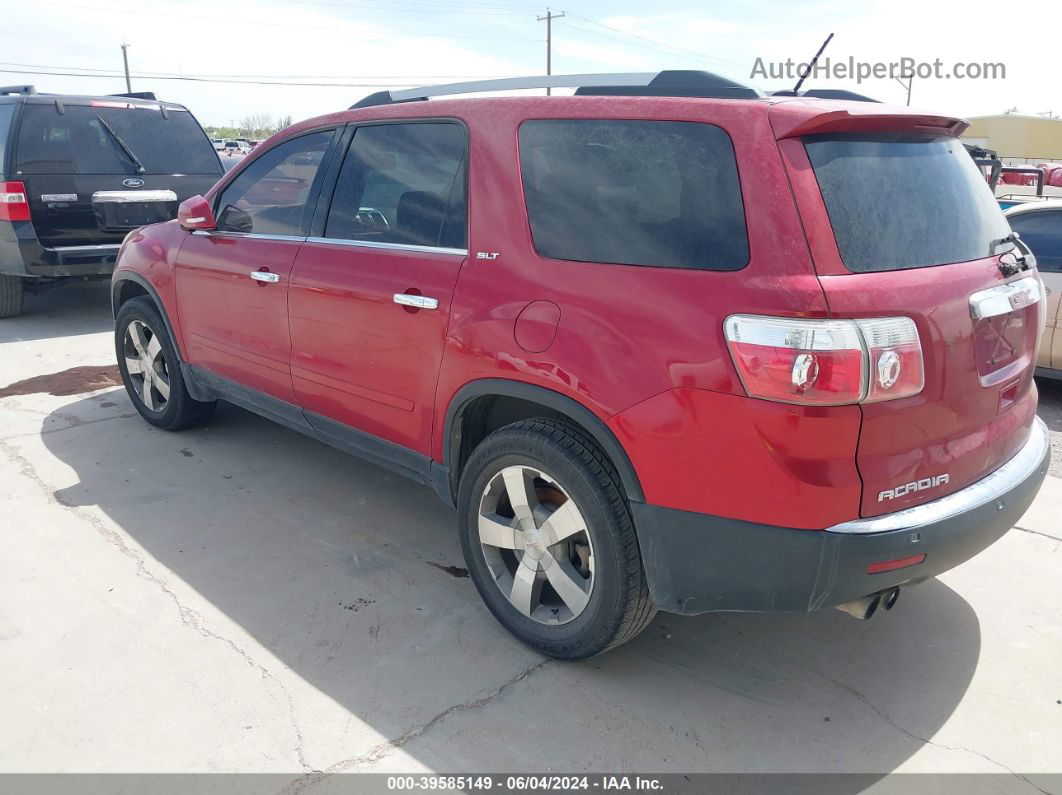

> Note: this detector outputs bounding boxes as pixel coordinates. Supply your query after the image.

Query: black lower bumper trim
[632,434,1049,615]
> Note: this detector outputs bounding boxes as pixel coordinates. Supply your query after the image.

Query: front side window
[519,119,749,270]
[14,104,221,176]
[214,130,333,236]
[325,122,467,249]
[805,134,1013,272]
[1008,210,1062,272]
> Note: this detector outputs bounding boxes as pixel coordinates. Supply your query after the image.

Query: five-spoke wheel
[478,465,595,625]
[122,319,171,412]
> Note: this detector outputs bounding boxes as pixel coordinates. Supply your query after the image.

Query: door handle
[250,270,281,284]
[393,293,439,310]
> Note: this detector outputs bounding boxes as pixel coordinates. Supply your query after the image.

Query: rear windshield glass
[804,134,1010,272]
[14,104,222,176]
[519,119,749,270]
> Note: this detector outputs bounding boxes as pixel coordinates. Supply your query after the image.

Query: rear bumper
[0,221,120,278]
[633,417,1050,615]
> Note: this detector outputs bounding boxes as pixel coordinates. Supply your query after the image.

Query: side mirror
[177,195,216,231]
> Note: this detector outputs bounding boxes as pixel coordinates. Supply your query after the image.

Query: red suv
[111,72,1051,659]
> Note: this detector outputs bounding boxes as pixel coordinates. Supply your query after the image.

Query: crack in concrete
[282,658,550,793]
[0,408,138,442]
[0,436,312,773]
[1014,525,1062,543]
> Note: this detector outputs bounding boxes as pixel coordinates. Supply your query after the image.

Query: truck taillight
[724,315,924,406]
[0,181,30,222]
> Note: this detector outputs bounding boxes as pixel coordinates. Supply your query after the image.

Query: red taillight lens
[866,553,926,574]
[724,314,924,406]
[0,181,31,222]
[856,317,924,403]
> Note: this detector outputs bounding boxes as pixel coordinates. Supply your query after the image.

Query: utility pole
[537,8,564,95]
[120,43,132,93]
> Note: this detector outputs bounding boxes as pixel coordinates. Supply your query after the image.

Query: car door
[175,129,336,403]
[1008,207,1062,369]
[288,120,469,456]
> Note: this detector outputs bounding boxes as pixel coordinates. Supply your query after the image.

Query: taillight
[724,314,924,406]
[0,181,31,222]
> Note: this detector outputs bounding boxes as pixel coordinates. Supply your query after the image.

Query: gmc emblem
[878,474,950,502]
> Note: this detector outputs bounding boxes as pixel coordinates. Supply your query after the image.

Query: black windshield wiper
[96,115,145,174]
[989,232,1017,255]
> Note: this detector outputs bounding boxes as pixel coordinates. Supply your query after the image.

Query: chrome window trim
[91,190,178,203]
[190,230,307,242]
[304,236,467,257]
[826,417,1049,535]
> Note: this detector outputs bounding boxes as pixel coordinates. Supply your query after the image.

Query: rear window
[805,134,1011,272]
[14,104,222,176]
[519,119,749,270]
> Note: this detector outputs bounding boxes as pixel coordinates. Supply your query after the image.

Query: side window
[519,119,749,270]
[325,122,467,249]
[1009,210,1062,272]
[215,130,333,236]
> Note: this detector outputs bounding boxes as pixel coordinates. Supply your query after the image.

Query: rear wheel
[115,297,215,430]
[0,275,24,318]
[458,418,656,659]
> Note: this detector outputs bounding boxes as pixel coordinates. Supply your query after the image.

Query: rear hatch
[12,98,222,247]
[773,103,1043,517]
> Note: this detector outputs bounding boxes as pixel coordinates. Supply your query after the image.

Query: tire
[0,274,24,319]
[457,417,656,659]
[115,296,215,431]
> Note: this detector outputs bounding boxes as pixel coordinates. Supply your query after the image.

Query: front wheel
[115,297,215,430]
[457,418,656,659]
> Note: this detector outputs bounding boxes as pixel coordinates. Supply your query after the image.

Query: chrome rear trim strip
[827,417,1050,534]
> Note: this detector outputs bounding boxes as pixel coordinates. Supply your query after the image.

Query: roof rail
[351,70,760,109]
[0,85,36,96]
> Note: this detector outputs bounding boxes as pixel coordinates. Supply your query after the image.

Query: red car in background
[110,72,1050,658]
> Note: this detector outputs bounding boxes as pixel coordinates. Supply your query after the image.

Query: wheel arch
[439,378,645,506]
[111,273,185,361]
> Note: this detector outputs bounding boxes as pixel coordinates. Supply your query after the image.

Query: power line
[537,8,565,94]
[561,12,743,69]
[0,67,486,88]
[0,61,516,80]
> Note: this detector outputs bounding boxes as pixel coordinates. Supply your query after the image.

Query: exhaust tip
[882,587,900,612]
[836,593,882,620]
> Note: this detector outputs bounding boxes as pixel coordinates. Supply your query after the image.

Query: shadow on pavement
[42,395,981,773]
[0,281,113,344]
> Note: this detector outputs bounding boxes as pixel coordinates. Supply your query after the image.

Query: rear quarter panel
[112,220,189,350]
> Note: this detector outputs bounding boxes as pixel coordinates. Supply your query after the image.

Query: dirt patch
[427,561,470,579]
[0,365,122,398]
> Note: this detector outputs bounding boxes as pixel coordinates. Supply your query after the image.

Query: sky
[3,0,1059,128]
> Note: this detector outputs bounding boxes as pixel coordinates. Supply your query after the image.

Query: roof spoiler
[770,88,880,103]
[0,85,35,96]
[771,103,968,139]
[351,70,760,109]
[110,91,158,101]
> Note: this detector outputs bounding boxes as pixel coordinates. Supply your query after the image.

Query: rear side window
[0,103,14,175]
[805,134,1011,272]
[325,122,467,249]
[519,119,748,270]
[14,104,222,176]
[1007,209,1062,272]
[215,130,333,236]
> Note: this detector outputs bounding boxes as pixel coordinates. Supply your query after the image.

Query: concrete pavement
[0,283,1059,786]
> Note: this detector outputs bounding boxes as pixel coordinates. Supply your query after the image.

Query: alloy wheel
[478,465,595,625]
[123,319,171,412]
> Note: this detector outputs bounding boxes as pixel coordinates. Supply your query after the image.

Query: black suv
[0,86,223,317]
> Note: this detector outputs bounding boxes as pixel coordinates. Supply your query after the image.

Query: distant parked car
[1005,200,1062,377]
[0,85,223,318]
[211,137,226,151]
